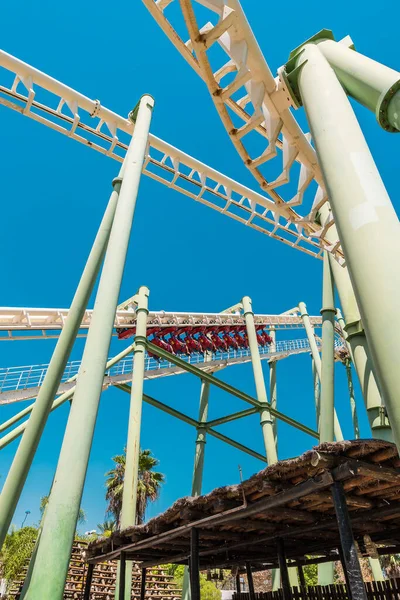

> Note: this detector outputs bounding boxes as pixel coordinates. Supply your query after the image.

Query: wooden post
[298,565,306,589]
[140,567,147,600]
[332,482,367,600]
[236,572,241,594]
[119,551,127,600]
[189,528,201,600]
[338,547,353,599]
[83,563,94,600]
[277,538,292,600]
[245,563,256,600]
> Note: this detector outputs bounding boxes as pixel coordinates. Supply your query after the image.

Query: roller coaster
[1,0,400,598]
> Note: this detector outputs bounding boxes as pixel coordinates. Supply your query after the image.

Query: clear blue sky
[0,1,398,532]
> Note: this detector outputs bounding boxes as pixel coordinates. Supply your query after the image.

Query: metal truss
[1,48,333,260]
[0,336,342,404]
[143,0,343,262]
[0,306,323,340]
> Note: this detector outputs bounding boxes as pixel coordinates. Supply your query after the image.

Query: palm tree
[105,449,164,526]
[97,519,117,538]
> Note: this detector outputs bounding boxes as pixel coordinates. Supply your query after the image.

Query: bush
[1,527,37,586]
[165,564,221,600]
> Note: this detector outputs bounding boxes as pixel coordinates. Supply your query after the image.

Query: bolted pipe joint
[241,296,253,317]
[281,29,400,132]
[129,95,155,123]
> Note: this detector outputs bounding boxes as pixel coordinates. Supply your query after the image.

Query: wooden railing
[233,578,400,600]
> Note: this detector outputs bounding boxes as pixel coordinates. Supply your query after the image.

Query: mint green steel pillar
[117,286,149,600]
[0,168,122,548]
[269,328,278,447]
[182,357,211,600]
[319,252,336,444]
[316,36,400,132]
[318,252,336,586]
[344,358,360,439]
[20,94,154,600]
[288,43,400,449]
[319,205,392,441]
[242,296,277,465]
[298,302,343,441]
[312,356,321,431]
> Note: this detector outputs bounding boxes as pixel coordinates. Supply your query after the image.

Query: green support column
[319,252,336,444]
[318,252,336,586]
[242,296,277,465]
[287,43,400,449]
[20,94,154,600]
[0,167,122,548]
[117,286,149,600]
[312,356,321,431]
[344,358,360,440]
[319,204,392,441]
[269,328,278,447]
[316,36,400,132]
[338,319,382,584]
[182,358,211,600]
[298,302,343,441]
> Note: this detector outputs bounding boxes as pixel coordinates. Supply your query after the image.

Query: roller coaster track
[143,0,343,261]
[0,48,340,261]
[0,335,345,405]
[0,306,324,341]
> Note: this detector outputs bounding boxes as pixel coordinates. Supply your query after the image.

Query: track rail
[0,336,345,404]
[0,48,334,260]
[0,306,324,341]
[143,0,343,262]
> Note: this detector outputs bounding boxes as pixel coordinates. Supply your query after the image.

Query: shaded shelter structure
[87,440,400,600]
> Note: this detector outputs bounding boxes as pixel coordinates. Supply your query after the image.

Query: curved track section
[143,0,343,262]
[0,49,326,260]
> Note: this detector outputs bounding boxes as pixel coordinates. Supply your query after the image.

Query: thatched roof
[88,440,400,569]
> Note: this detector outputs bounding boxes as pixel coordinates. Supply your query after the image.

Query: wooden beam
[87,471,334,563]
[277,539,292,600]
[333,459,400,484]
[245,562,256,600]
[332,482,367,600]
[119,552,126,600]
[190,529,201,600]
[83,563,94,600]
[140,568,147,600]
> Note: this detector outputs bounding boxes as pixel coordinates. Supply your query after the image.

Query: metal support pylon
[242,296,277,465]
[298,302,343,441]
[117,286,150,600]
[287,42,400,449]
[318,252,336,585]
[182,353,211,600]
[20,94,154,600]
[319,204,392,441]
[0,156,122,548]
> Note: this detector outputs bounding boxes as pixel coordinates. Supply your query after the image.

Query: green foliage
[200,577,222,600]
[105,448,164,525]
[169,564,221,600]
[97,519,117,538]
[302,563,318,586]
[0,526,37,585]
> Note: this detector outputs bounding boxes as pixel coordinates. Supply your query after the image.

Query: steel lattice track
[143,0,344,262]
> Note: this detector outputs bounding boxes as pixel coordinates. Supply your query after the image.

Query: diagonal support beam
[118,384,267,463]
[117,384,199,428]
[206,408,258,428]
[146,342,318,439]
